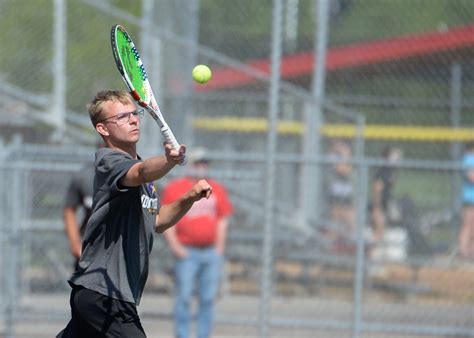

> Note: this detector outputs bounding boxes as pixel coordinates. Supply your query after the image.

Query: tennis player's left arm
[155,179,212,233]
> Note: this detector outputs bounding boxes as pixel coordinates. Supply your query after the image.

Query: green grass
[395,170,453,205]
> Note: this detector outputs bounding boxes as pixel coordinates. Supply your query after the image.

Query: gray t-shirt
[69,148,159,305]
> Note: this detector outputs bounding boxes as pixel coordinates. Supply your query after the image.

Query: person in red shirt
[162,148,233,338]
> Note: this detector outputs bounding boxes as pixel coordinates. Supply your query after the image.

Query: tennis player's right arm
[120,144,186,187]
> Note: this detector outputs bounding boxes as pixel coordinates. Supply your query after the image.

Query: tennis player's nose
[129,112,139,124]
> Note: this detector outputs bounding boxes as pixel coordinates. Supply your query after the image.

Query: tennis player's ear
[96,123,109,137]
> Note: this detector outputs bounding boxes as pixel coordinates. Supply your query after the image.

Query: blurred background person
[459,141,474,259]
[368,146,406,272]
[323,139,356,253]
[63,154,95,271]
[63,142,103,271]
[162,148,233,338]
[370,146,403,244]
[370,146,431,261]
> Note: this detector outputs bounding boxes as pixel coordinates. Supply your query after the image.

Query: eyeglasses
[98,108,144,126]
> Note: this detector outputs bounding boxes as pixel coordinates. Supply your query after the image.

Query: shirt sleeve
[463,154,474,169]
[96,149,141,195]
[464,154,474,183]
[64,175,82,208]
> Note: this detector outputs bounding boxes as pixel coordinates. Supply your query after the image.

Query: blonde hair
[87,90,133,126]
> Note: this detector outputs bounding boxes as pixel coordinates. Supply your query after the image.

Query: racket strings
[126,42,148,83]
[115,26,151,104]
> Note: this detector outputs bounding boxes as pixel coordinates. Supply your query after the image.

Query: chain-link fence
[1,0,473,337]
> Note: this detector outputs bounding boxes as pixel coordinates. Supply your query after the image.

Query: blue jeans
[174,247,222,338]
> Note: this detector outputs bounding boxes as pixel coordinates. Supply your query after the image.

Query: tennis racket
[111,24,186,164]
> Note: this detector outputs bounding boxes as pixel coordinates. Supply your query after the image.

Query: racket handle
[161,126,187,166]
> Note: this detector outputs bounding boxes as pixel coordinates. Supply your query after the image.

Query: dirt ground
[1,289,473,338]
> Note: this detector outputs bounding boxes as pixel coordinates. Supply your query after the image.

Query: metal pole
[259,0,283,337]
[299,0,329,227]
[139,0,157,158]
[352,115,368,338]
[0,165,5,332]
[450,63,463,244]
[52,0,66,140]
[284,0,299,53]
[154,0,199,157]
[140,0,153,154]
[184,0,200,148]
[4,167,21,338]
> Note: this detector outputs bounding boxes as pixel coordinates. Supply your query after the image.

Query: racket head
[111,24,154,107]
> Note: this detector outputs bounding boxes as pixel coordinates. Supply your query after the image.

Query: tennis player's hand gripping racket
[111,24,186,164]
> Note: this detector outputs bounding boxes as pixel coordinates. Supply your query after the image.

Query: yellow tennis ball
[192,65,212,84]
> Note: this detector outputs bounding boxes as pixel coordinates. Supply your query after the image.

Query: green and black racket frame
[111,24,185,163]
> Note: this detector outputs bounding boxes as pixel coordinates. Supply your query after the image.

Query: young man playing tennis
[57,90,212,338]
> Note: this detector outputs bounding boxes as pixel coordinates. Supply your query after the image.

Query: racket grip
[161,126,187,166]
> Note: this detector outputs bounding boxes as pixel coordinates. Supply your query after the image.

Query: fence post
[352,115,368,338]
[0,166,5,335]
[4,165,22,338]
[299,0,330,227]
[52,0,66,139]
[259,0,283,337]
[449,63,463,246]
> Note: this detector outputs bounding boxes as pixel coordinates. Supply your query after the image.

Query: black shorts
[56,285,146,338]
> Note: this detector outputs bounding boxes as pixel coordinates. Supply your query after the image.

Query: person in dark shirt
[64,158,96,271]
[370,146,403,243]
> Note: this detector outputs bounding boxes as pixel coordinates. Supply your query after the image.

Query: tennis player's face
[99,100,141,144]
